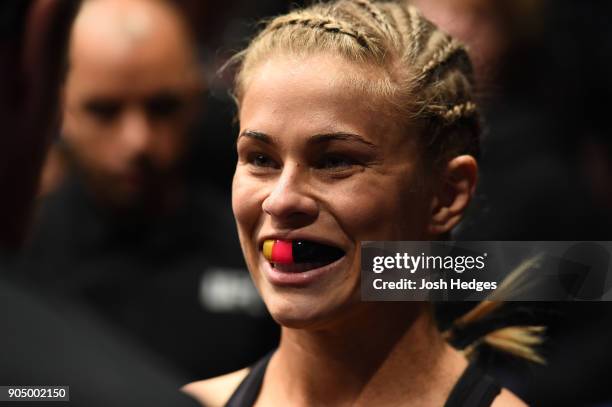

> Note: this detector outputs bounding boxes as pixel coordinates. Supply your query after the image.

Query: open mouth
[262,239,345,273]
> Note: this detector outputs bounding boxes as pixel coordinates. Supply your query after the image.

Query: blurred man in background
[61,0,199,213]
[0,1,200,405]
[17,0,277,380]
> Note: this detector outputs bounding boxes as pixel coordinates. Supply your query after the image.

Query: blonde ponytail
[444,255,546,364]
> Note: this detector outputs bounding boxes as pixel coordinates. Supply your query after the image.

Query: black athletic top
[225,352,502,407]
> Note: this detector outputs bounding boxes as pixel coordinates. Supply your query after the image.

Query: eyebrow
[238,130,378,150]
[238,130,273,144]
[310,132,378,149]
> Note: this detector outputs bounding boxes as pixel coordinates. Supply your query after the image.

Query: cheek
[64,116,118,157]
[328,175,429,241]
[232,169,264,238]
[64,130,114,169]
[331,189,384,238]
[149,129,188,167]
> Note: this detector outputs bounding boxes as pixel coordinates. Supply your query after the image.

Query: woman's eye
[248,153,279,169]
[317,155,357,170]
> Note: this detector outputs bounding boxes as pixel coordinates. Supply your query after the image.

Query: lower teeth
[272,262,328,273]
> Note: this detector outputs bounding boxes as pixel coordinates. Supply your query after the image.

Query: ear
[427,155,478,237]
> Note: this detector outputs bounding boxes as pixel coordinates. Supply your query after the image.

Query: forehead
[239,53,403,145]
[66,1,196,98]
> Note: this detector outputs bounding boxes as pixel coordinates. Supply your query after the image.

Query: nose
[262,163,318,227]
[119,108,153,156]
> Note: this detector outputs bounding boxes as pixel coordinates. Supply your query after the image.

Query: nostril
[261,166,319,223]
[262,192,318,222]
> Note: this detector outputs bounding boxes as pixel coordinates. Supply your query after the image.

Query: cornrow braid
[419,38,465,82]
[443,101,477,121]
[353,0,386,25]
[350,0,394,38]
[428,101,478,123]
[267,14,372,49]
[385,3,411,49]
[407,5,425,59]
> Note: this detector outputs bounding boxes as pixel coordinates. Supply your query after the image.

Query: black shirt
[0,276,200,407]
[225,352,501,407]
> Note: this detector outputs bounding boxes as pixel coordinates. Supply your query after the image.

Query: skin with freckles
[62,0,201,209]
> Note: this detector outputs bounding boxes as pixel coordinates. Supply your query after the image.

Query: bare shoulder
[491,388,529,407]
[181,368,250,407]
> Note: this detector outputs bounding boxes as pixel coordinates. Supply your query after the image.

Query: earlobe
[427,155,478,237]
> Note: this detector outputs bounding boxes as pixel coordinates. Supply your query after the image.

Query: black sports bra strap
[225,351,273,407]
[225,353,501,407]
[444,362,502,407]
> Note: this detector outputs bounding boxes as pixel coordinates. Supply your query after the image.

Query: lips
[262,239,345,273]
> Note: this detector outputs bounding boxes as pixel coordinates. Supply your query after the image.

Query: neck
[262,302,467,407]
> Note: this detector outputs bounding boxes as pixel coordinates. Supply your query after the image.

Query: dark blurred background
[2,0,612,406]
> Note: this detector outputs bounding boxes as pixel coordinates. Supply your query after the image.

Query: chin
[266,297,325,329]
[245,245,361,329]
[261,284,359,330]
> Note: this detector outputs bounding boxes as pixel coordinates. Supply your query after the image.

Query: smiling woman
[234,52,435,329]
[183,1,537,406]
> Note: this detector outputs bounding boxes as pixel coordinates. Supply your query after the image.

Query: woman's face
[233,53,435,328]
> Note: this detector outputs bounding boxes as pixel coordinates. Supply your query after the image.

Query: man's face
[62,3,200,208]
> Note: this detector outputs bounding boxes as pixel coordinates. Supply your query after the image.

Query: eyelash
[247,152,280,170]
[315,154,359,170]
[246,152,361,173]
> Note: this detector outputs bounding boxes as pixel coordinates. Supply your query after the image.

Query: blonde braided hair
[228,0,543,362]
[231,0,481,162]
[267,13,372,49]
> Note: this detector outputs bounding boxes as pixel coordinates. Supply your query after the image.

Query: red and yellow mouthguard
[263,239,345,265]
[263,240,293,264]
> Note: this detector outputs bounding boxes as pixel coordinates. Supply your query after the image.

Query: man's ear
[427,155,478,236]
